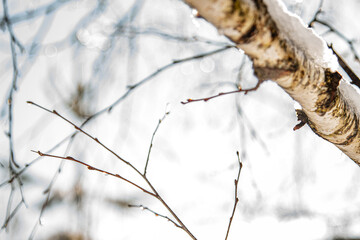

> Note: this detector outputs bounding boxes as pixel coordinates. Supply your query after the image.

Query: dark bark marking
[239,24,257,43]
[315,69,342,115]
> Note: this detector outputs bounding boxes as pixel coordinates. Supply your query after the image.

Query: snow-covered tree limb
[184,0,360,166]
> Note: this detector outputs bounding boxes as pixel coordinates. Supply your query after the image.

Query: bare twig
[224,151,243,240]
[128,204,182,228]
[27,101,135,168]
[28,102,197,240]
[31,151,156,197]
[144,109,170,176]
[181,89,242,104]
[181,81,261,105]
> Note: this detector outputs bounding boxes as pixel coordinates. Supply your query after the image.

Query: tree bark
[184,0,360,166]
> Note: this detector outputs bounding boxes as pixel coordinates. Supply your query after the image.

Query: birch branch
[184,0,360,166]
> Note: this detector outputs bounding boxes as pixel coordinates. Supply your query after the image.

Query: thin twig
[128,204,182,228]
[28,102,197,239]
[27,101,135,168]
[181,81,261,105]
[144,109,170,175]
[225,151,243,240]
[181,89,242,104]
[31,151,156,198]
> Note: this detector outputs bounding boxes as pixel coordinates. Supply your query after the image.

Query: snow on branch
[184,0,360,166]
[263,0,337,70]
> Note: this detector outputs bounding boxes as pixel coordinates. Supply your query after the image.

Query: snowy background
[1,0,360,239]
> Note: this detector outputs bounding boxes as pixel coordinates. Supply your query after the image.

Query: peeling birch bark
[184,0,360,166]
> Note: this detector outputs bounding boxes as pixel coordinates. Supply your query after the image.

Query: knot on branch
[293,109,309,131]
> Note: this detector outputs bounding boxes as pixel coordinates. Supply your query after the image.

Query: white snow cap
[339,79,360,117]
[263,0,338,70]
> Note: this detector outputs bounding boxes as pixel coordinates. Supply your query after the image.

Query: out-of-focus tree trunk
[184,0,360,166]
